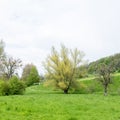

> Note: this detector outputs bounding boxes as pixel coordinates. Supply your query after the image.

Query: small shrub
[0,80,11,96]
[87,80,103,93]
[72,82,89,94]
[78,83,88,94]
[9,76,26,95]
[0,76,26,96]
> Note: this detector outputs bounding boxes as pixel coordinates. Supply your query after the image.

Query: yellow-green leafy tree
[44,45,85,94]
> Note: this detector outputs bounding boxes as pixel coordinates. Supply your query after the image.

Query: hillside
[88,53,120,74]
[78,73,120,95]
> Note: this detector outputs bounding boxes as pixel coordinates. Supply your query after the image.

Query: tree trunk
[104,85,108,96]
[64,89,68,94]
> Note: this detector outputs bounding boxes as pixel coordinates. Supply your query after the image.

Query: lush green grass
[78,73,120,94]
[0,73,120,120]
[0,86,120,120]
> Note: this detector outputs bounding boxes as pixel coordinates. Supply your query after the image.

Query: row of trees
[0,40,41,95]
[0,40,117,96]
[0,40,40,81]
[0,40,22,79]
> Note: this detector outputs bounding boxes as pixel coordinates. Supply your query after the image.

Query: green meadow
[0,74,120,120]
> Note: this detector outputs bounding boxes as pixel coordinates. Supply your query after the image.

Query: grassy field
[0,74,120,120]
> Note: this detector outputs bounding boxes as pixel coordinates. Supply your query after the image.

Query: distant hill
[88,53,120,74]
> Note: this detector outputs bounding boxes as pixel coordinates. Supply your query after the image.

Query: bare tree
[1,56,22,79]
[96,63,113,96]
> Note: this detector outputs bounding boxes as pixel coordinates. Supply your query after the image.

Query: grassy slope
[0,73,120,120]
[78,73,120,94]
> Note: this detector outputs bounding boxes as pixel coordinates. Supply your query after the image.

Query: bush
[0,76,26,96]
[9,76,26,95]
[73,83,89,94]
[0,80,10,96]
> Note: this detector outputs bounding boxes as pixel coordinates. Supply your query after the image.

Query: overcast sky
[0,0,120,73]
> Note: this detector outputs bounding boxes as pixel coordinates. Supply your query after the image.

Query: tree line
[0,40,119,96]
[88,53,120,74]
[0,40,40,95]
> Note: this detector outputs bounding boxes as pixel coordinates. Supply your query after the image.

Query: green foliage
[22,64,40,86]
[109,73,120,95]
[26,68,40,86]
[81,79,103,93]
[0,80,10,96]
[44,44,85,94]
[9,76,26,95]
[76,65,88,78]
[0,76,26,96]
[72,82,88,94]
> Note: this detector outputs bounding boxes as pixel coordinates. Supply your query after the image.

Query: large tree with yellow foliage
[44,45,85,94]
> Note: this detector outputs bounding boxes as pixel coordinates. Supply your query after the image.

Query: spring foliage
[44,45,85,94]
[0,76,26,96]
[21,64,40,86]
